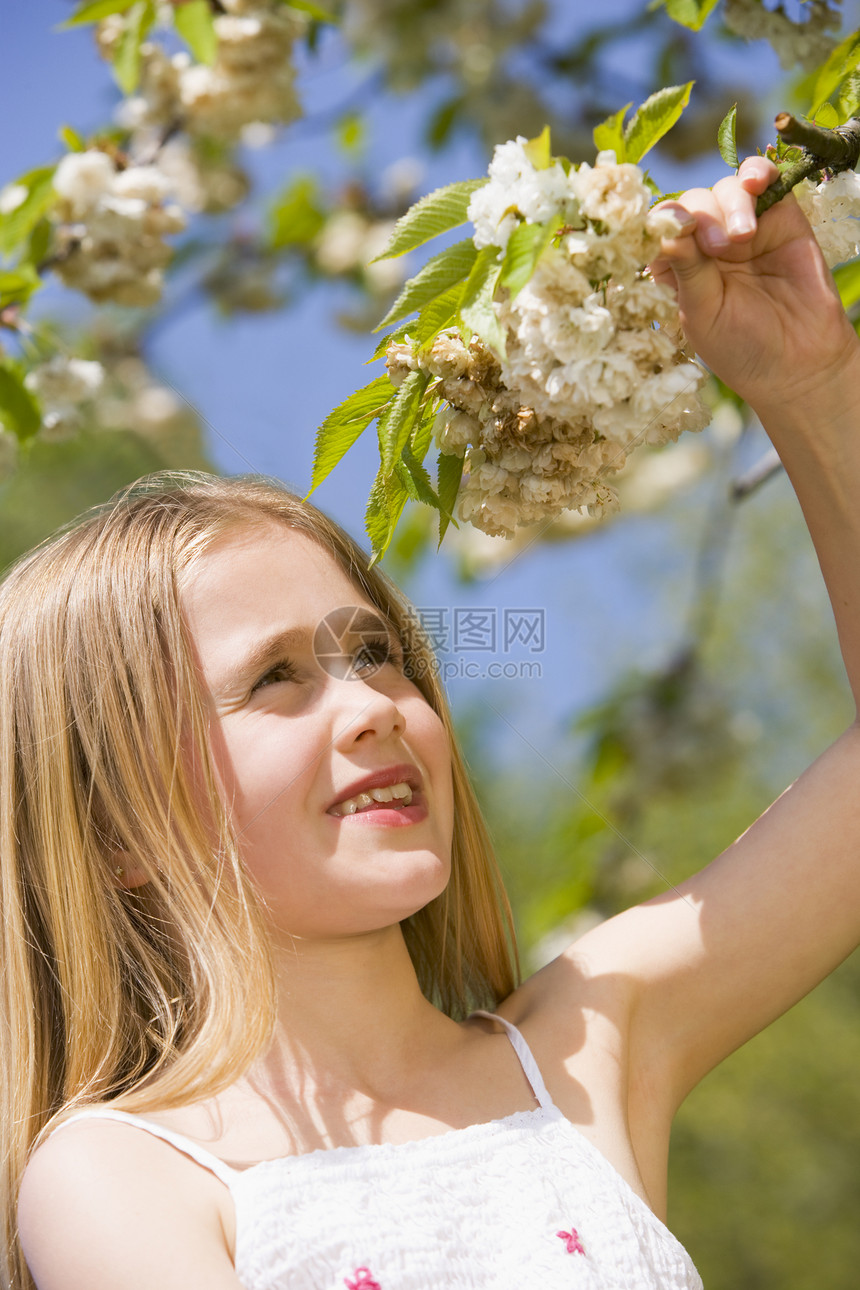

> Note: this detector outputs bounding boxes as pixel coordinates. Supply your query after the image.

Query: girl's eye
[352,634,404,675]
[251,660,297,692]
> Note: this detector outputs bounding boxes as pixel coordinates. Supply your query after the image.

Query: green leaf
[61,0,139,27]
[663,0,719,30]
[522,125,552,171]
[268,175,325,249]
[593,104,632,162]
[378,369,429,475]
[371,178,487,262]
[397,445,441,509]
[814,101,839,129]
[837,71,860,123]
[307,375,394,496]
[366,467,409,565]
[112,0,155,94]
[436,450,464,544]
[335,110,365,157]
[717,103,739,170]
[499,216,560,301]
[27,218,53,268]
[173,0,218,64]
[375,238,478,331]
[0,364,41,440]
[58,124,86,152]
[413,281,467,350]
[276,0,338,22]
[624,82,694,164]
[834,259,860,310]
[459,245,505,359]
[810,30,860,115]
[371,282,466,363]
[0,166,58,258]
[0,267,42,308]
[410,396,438,462]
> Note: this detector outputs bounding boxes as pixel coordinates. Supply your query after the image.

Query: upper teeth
[330,781,414,816]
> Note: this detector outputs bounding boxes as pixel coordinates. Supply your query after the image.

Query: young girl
[9,155,860,1290]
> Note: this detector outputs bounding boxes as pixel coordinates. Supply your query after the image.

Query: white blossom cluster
[24,355,106,441]
[386,144,710,539]
[99,0,302,143]
[51,151,186,307]
[794,168,860,267]
[723,0,840,70]
[22,351,204,456]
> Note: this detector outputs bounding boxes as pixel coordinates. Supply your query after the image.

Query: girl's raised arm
[17,1120,244,1290]
[533,157,860,1112]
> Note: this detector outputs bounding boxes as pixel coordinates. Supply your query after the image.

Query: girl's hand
[650,156,859,411]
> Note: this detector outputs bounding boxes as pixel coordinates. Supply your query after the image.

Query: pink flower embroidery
[344,1270,381,1290]
[557,1227,585,1255]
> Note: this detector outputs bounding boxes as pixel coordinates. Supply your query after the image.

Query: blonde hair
[0,471,518,1288]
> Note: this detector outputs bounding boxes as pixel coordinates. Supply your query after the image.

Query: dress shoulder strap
[470,1010,556,1111]
[49,1108,240,1190]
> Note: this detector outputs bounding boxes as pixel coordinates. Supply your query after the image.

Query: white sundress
[53,1011,703,1290]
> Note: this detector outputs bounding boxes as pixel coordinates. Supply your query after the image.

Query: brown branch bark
[755,113,860,216]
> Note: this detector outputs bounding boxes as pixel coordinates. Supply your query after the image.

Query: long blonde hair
[0,471,518,1288]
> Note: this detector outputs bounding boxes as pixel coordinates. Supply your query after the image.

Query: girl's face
[180,523,454,941]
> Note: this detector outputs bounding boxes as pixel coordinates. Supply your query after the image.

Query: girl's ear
[112,851,150,890]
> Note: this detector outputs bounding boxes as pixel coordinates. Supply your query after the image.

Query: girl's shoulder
[18,1109,240,1290]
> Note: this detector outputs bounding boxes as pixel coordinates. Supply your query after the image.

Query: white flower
[468,137,573,250]
[796,171,860,267]
[112,164,174,205]
[52,151,115,216]
[25,357,105,405]
[0,184,27,215]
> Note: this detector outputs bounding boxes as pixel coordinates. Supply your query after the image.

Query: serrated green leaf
[437,450,464,544]
[268,175,325,249]
[664,0,719,30]
[370,324,413,363]
[0,364,41,440]
[414,281,467,350]
[410,397,437,462]
[0,167,58,258]
[460,245,505,359]
[375,238,478,332]
[61,0,138,27]
[593,104,632,162]
[837,71,860,122]
[814,101,840,129]
[366,467,409,565]
[173,0,218,64]
[276,0,338,22]
[58,124,86,152]
[717,103,739,170]
[523,126,552,170]
[624,82,694,164]
[372,178,487,262]
[397,446,441,509]
[307,375,394,496]
[810,30,860,115]
[499,216,561,301]
[834,259,860,310]
[0,267,42,308]
[379,369,429,475]
[112,0,155,94]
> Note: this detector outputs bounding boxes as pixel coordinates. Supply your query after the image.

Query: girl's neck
[245,924,461,1101]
